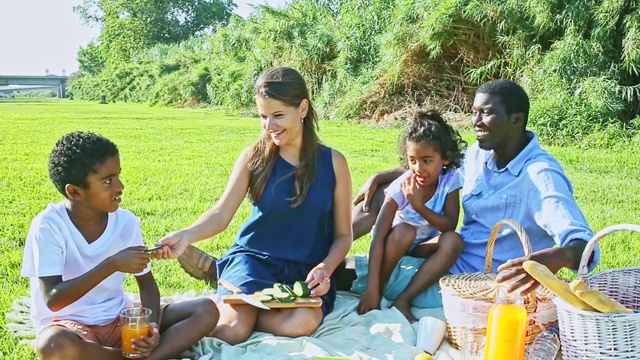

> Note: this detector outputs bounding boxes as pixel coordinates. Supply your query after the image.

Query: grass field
[2,99,640,359]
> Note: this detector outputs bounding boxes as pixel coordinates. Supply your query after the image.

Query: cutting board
[222,295,322,308]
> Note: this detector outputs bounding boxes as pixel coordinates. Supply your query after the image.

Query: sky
[0,0,285,76]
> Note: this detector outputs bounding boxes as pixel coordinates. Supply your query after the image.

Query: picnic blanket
[6,290,461,359]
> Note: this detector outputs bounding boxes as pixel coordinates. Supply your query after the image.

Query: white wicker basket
[553,224,640,360]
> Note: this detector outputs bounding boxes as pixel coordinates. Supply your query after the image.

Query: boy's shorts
[42,303,168,347]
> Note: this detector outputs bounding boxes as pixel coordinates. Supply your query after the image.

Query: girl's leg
[208,302,260,345]
[146,298,219,360]
[255,307,323,337]
[393,231,464,322]
[36,326,122,360]
[378,223,417,287]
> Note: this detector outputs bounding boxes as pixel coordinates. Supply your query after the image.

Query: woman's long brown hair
[248,67,320,207]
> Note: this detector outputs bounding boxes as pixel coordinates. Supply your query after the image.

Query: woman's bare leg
[255,307,323,337]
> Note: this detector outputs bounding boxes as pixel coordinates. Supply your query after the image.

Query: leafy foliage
[70,0,640,145]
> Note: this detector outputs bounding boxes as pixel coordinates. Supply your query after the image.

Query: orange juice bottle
[483,289,527,360]
[121,323,151,358]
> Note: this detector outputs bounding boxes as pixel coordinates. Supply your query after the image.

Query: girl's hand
[152,230,192,259]
[305,265,332,297]
[131,322,160,357]
[402,175,425,208]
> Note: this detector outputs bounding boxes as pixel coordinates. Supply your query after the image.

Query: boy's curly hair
[48,131,119,197]
[397,110,467,171]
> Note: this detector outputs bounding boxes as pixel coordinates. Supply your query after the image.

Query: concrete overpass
[0,75,68,98]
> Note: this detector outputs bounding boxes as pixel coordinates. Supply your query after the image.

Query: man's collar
[486,131,537,175]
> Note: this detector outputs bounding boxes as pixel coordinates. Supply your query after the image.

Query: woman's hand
[305,265,332,297]
[151,230,192,259]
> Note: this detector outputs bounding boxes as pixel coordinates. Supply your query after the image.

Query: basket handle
[577,224,640,280]
[484,219,536,304]
[484,219,533,273]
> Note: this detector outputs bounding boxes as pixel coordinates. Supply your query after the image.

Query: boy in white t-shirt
[22,132,219,360]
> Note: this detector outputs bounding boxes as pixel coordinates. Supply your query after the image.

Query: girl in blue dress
[156,67,353,344]
[356,110,466,322]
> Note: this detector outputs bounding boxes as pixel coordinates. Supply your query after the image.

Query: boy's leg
[146,298,219,360]
[256,307,323,337]
[36,324,122,360]
[393,231,463,322]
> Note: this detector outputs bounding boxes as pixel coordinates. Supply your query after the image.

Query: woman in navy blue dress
[156,67,353,344]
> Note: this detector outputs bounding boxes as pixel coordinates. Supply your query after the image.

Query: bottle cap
[547,326,559,335]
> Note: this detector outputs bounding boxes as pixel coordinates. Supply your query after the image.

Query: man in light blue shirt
[343,79,599,306]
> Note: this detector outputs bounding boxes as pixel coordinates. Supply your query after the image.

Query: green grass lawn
[2,99,639,359]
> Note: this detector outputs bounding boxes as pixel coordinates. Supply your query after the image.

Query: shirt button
[502,195,507,199]
[472,215,477,219]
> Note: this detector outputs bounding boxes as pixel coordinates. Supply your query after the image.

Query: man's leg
[337,182,390,291]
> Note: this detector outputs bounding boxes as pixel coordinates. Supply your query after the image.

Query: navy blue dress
[216,145,337,315]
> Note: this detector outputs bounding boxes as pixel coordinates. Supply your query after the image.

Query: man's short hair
[477,79,530,125]
[48,131,119,196]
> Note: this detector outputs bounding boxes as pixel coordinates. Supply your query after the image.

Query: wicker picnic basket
[553,224,640,360]
[439,219,557,351]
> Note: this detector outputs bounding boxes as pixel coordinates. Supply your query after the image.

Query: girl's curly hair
[397,110,466,171]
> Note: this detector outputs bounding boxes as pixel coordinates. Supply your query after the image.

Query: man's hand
[497,240,588,296]
[353,174,379,213]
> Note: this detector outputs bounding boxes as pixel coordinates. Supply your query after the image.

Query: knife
[218,279,271,310]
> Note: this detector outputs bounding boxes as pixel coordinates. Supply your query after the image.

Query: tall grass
[69,0,640,144]
[2,99,640,358]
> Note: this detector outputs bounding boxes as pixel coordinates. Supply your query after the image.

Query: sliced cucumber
[254,294,273,302]
[260,288,278,297]
[272,290,296,303]
[293,281,311,298]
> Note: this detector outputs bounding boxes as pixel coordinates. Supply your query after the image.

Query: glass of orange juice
[120,307,152,359]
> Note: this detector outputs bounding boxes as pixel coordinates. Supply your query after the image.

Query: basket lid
[440,219,554,302]
[439,272,554,301]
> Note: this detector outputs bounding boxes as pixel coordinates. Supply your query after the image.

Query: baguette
[569,279,634,314]
[522,260,597,311]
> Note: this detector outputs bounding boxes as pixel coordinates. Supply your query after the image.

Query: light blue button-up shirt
[451,131,600,274]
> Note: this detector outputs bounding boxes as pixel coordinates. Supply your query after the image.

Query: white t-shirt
[384,169,463,240]
[21,201,150,333]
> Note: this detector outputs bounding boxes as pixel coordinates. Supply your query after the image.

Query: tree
[74,0,235,63]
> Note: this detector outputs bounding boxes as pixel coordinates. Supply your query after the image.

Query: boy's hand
[132,322,160,357]
[110,246,150,273]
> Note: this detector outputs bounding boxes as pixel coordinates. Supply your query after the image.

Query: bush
[72,0,640,145]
